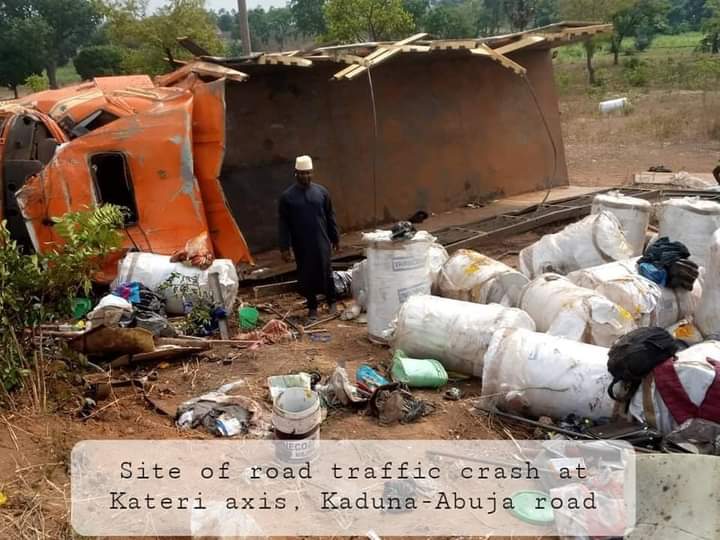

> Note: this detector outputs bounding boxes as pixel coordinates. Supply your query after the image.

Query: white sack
[629,341,720,434]
[591,191,651,256]
[567,258,699,328]
[437,249,528,307]
[519,274,636,347]
[363,230,435,342]
[481,328,615,420]
[390,295,535,376]
[428,243,449,294]
[351,260,368,310]
[113,252,239,315]
[519,211,634,278]
[658,197,720,267]
[695,229,720,337]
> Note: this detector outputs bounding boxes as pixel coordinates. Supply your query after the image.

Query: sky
[147,0,286,12]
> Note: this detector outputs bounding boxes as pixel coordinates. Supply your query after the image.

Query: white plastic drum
[363,230,435,342]
[658,197,720,267]
[591,192,651,256]
[519,211,634,278]
[437,249,529,306]
[519,273,636,347]
[481,328,615,420]
[390,295,536,376]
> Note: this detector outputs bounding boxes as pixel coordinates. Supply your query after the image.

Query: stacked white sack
[591,191,651,256]
[658,197,720,267]
[437,249,529,306]
[518,211,634,278]
[363,230,435,342]
[390,295,536,376]
[568,258,700,328]
[480,328,615,420]
[628,341,720,434]
[694,229,720,337]
[428,243,449,294]
[113,253,238,315]
[519,274,636,347]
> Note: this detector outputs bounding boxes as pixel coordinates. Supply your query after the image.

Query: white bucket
[591,192,651,256]
[272,388,321,463]
[390,295,536,376]
[481,328,615,420]
[599,97,628,114]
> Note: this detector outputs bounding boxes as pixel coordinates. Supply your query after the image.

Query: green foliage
[24,73,49,93]
[105,0,225,75]
[424,1,481,38]
[503,0,536,31]
[73,45,125,80]
[622,56,649,85]
[248,8,271,49]
[290,0,327,37]
[700,0,720,53]
[267,7,296,50]
[158,273,214,336]
[324,0,414,42]
[0,13,49,97]
[0,205,124,391]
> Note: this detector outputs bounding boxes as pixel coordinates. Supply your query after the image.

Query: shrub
[24,74,49,92]
[73,45,125,81]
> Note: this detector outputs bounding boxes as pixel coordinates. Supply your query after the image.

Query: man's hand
[281,250,293,263]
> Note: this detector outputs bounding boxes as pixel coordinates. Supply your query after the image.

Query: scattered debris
[369,383,433,425]
[356,364,389,393]
[443,387,462,401]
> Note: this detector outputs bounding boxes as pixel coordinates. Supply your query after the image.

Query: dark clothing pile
[279,183,339,310]
[390,221,417,240]
[638,237,698,290]
[112,282,176,337]
[607,327,679,409]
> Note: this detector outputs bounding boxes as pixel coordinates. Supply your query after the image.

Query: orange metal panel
[190,79,253,264]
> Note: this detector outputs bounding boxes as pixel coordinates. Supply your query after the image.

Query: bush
[24,74,49,92]
[0,205,124,392]
[73,45,125,81]
[622,57,649,87]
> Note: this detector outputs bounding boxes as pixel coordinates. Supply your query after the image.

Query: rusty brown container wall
[220,48,569,253]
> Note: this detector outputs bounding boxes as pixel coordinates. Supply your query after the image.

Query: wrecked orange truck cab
[0,65,252,281]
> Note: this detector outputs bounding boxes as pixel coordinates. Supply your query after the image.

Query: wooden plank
[253,280,298,299]
[333,33,427,80]
[258,54,313,67]
[430,40,478,50]
[471,43,526,75]
[494,36,546,55]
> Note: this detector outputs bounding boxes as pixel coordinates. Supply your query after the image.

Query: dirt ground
[3,90,717,539]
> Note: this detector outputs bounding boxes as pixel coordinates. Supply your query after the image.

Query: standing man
[278,155,339,320]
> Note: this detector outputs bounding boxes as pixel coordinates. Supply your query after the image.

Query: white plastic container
[390,295,536,376]
[481,328,615,420]
[363,230,435,342]
[591,192,651,256]
[694,230,720,337]
[437,249,529,306]
[599,97,628,114]
[519,274,636,347]
[113,252,239,315]
[628,341,720,434]
[519,211,634,278]
[658,197,720,267]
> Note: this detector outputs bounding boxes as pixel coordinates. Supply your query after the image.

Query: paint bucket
[272,388,321,464]
[599,97,629,114]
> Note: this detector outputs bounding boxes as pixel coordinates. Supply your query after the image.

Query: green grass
[52,63,82,86]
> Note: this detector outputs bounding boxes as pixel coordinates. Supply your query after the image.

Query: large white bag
[390,295,535,376]
[591,191,651,256]
[519,211,634,278]
[437,249,528,306]
[351,260,368,310]
[695,230,720,337]
[113,252,239,315]
[363,230,435,342]
[628,341,720,434]
[428,243,449,294]
[481,328,615,420]
[519,274,636,347]
[658,197,720,267]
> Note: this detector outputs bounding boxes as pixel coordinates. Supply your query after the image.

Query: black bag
[607,327,679,403]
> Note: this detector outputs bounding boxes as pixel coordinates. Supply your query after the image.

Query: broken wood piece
[303,312,340,330]
[494,35,546,56]
[109,346,205,369]
[333,33,427,80]
[470,43,527,76]
[253,280,298,299]
[156,337,212,349]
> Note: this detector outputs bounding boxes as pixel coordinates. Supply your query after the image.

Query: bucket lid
[509,490,555,526]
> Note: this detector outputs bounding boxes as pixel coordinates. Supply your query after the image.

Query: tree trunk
[586,48,596,86]
[12,85,18,99]
[613,48,620,65]
[46,60,58,89]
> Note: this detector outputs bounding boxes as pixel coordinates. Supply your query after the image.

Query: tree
[0,14,48,97]
[668,0,711,32]
[403,0,430,30]
[559,0,615,85]
[290,0,327,37]
[504,0,537,31]
[30,0,101,89]
[266,7,295,50]
[248,7,271,49]
[324,0,414,42]
[213,8,236,33]
[105,0,224,75]
[423,0,486,38]
[533,0,559,27]
[73,45,125,80]
[609,0,668,64]
[701,0,720,53]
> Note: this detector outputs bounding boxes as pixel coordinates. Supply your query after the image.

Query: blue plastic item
[356,364,389,392]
